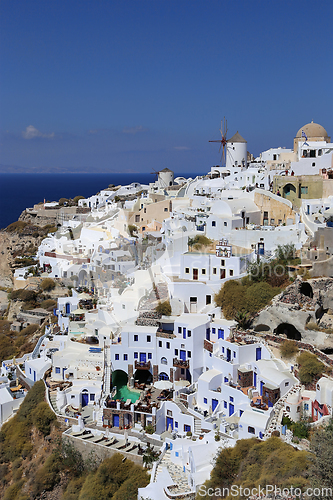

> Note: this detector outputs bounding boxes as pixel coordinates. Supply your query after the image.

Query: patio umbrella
[168,423,172,433]
[154,380,173,390]
[124,429,128,444]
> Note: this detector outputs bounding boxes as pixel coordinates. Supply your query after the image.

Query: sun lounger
[71,430,86,437]
[104,437,117,446]
[125,399,131,406]
[81,433,94,440]
[91,435,104,443]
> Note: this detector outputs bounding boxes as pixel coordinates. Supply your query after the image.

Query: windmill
[209,117,228,167]
[150,167,159,182]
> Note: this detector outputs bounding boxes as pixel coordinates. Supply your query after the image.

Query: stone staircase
[154,450,192,494]
[264,384,302,439]
[175,400,202,435]
[49,390,59,414]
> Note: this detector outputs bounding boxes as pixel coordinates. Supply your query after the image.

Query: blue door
[256,347,262,361]
[183,328,186,339]
[268,400,273,408]
[229,403,234,416]
[167,417,173,431]
[180,350,186,361]
[218,329,224,339]
[66,303,70,314]
[140,353,146,363]
[206,328,210,341]
[113,414,119,427]
[227,349,231,362]
[253,372,257,387]
[212,399,218,412]
[34,371,36,382]
[82,393,89,407]
[260,381,264,396]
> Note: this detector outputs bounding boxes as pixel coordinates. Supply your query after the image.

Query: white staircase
[175,400,202,436]
[104,346,111,395]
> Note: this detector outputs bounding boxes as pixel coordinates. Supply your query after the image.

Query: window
[221,259,225,266]
[212,328,216,334]
[134,352,138,359]
[55,367,60,374]
[90,394,95,401]
[184,424,191,433]
[161,357,167,364]
[166,342,170,349]
[206,295,211,304]
[213,267,217,274]
[218,329,224,339]
[144,207,146,213]
[301,186,308,194]
[286,406,290,412]
[185,267,190,274]
[304,403,309,411]
[167,410,172,416]
[164,207,168,212]
[224,401,227,408]
[175,421,178,428]
[248,426,255,434]
[134,335,138,342]
[230,396,234,402]
[224,377,228,383]
[233,351,236,358]
[187,351,191,358]
[285,382,289,387]
[178,327,182,333]
[224,221,227,226]
[202,268,206,275]
[147,335,151,342]
[188,330,191,337]
[159,341,162,347]
[135,215,140,222]
[124,354,128,361]
[148,353,152,359]
[212,221,216,227]
[175,349,178,355]
[204,398,207,404]
[71,394,75,399]
[115,354,119,360]
[229,269,234,277]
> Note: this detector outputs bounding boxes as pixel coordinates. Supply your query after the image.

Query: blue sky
[1,0,332,173]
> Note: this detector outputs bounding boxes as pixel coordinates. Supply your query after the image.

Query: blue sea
[0,172,199,229]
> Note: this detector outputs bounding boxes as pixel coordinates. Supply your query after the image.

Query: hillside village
[2,121,333,499]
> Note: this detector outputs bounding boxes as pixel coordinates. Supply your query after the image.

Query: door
[206,328,210,341]
[220,269,226,279]
[227,349,231,362]
[260,381,264,396]
[253,372,257,387]
[140,353,146,363]
[256,347,262,361]
[193,269,198,280]
[258,243,265,255]
[82,393,89,407]
[113,414,119,427]
[180,350,186,361]
[167,417,173,431]
[212,399,218,412]
[66,303,70,314]
[218,329,224,339]
[183,328,186,339]
[229,403,234,416]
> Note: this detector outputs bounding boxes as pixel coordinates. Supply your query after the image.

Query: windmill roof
[159,168,173,173]
[228,131,247,143]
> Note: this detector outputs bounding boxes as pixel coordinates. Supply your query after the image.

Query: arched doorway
[81,389,89,407]
[283,183,296,199]
[133,369,152,385]
[158,372,169,381]
[274,323,302,340]
[112,370,128,389]
[300,282,313,298]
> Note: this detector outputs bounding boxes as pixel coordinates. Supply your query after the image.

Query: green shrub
[31,452,62,497]
[145,424,155,435]
[5,221,28,233]
[297,351,324,384]
[32,402,56,436]
[280,340,299,359]
[40,299,57,310]
[20,324,39,336]
[40,278,56,292]
[155,300,172,316]
[128,224,138,237]
[73,196,85,204]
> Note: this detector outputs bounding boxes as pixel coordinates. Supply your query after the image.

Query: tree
[309,420,333,499]
[128,224,138,237]
[297,351,324,384]
[59,198,68,206]
[155,301,172,316]
[280,340,299,359]
[32,402,56,435]
[40,278,56,292]
[73,196,85,204]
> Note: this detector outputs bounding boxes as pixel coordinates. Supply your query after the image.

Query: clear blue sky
[1,0,332,173]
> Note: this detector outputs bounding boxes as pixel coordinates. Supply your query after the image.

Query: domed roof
[296,121,328,138]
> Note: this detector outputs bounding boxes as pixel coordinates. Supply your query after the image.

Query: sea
[0,172,199,230]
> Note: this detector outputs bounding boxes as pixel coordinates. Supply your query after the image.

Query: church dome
[296,121,328,138]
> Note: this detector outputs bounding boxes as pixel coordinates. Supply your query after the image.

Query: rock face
[253,277,333,347]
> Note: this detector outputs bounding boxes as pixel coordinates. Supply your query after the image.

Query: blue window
[115,354,119,360]
[240,410,243,416]
[204,398,207,404]
[212,328,216,334]
[233,351,236,358]
[148,353,152,359]
[124,354,128,361]
[222,347,225,353]
[55,367,60,374]
[175,421,178,428]
[175,349,178,355]
[184,424,191,433]
[134,335,138,341]
[188,330,191,337]
[134,352,138,359]
[90,394,95,401]
[224,377,228,383]
[166,342,170,349]
[175,451,179,457]
[230,396,234,402]
[29,368,32,374]
[304,403,309,410]
[183,328,186,339]
[224,401,227,408]
[218,329,224,339]
[178,327,181,333]
[206,328,210,340]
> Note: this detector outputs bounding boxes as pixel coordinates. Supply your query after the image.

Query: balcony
[173,358,189,369]
[135,360,151,370]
